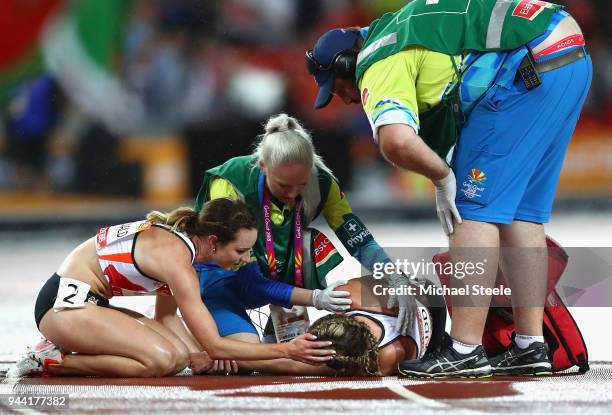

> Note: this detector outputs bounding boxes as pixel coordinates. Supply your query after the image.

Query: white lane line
[382,377,448,408]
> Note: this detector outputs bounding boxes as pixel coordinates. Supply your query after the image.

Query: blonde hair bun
[253,113,337,223]
[264,113,303,135]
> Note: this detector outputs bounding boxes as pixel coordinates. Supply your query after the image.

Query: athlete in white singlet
[95,220,194,296]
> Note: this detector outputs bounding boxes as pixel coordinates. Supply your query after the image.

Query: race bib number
[53,278,91,312]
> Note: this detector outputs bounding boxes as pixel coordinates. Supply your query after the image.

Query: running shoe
[398,335,491,378]
[489,341,552,376]
[6,338,64,378]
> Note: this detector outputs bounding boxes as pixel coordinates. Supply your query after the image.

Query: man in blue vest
[305,0,592,377]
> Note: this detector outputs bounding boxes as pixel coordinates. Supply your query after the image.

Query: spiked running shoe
[489,341,552,376]
[6,338,64,378]
[398,340,492,378]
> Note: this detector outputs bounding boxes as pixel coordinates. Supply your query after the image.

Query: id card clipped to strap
[53,277,91,312]
[269,305,310,343]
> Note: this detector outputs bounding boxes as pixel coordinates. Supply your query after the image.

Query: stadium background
[2,3,612,413]
[1,2,612,408]
[1,0,610,227]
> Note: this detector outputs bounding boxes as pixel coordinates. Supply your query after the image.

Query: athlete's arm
[134,229,333,362]
[143,236,334,362]
[171,265,333,362]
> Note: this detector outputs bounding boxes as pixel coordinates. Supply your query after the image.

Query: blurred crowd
[0,0,611,199]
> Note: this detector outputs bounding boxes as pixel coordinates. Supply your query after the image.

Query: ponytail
[146,198,256,244]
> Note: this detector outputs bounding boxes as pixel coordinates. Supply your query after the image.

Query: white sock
[452,338,479,354]
[515,334,544,349]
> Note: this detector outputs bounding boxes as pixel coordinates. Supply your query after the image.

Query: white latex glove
[434,170,462,236]
[385,272,417,336]
[312,280,352,312]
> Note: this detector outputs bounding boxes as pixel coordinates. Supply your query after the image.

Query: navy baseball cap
[305,28,359,109]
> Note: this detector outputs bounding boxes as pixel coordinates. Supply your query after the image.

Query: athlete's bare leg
[39,303,189,377]
[116,306,191,373]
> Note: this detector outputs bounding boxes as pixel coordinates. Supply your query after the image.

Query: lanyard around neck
[259,171,303,287]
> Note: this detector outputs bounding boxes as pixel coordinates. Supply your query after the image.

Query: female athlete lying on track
[9,198,335,378]
[190,277,446,376]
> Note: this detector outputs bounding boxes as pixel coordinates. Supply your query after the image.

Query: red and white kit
[96,220,196,296]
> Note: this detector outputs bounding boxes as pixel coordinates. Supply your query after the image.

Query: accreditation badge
[269,305,311,343]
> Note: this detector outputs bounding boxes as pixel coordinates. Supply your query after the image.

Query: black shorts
[34,273,110,329]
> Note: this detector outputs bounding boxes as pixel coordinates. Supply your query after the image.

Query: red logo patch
[512,0,550,20]
[361,88,370,106]
[313,233,337,265]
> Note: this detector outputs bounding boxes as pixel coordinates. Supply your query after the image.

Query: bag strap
[544,303,590,373]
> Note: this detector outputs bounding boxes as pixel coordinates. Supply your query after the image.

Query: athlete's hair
[308,314,381,376]
[146,198,256,244]
[252,113,336,221]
